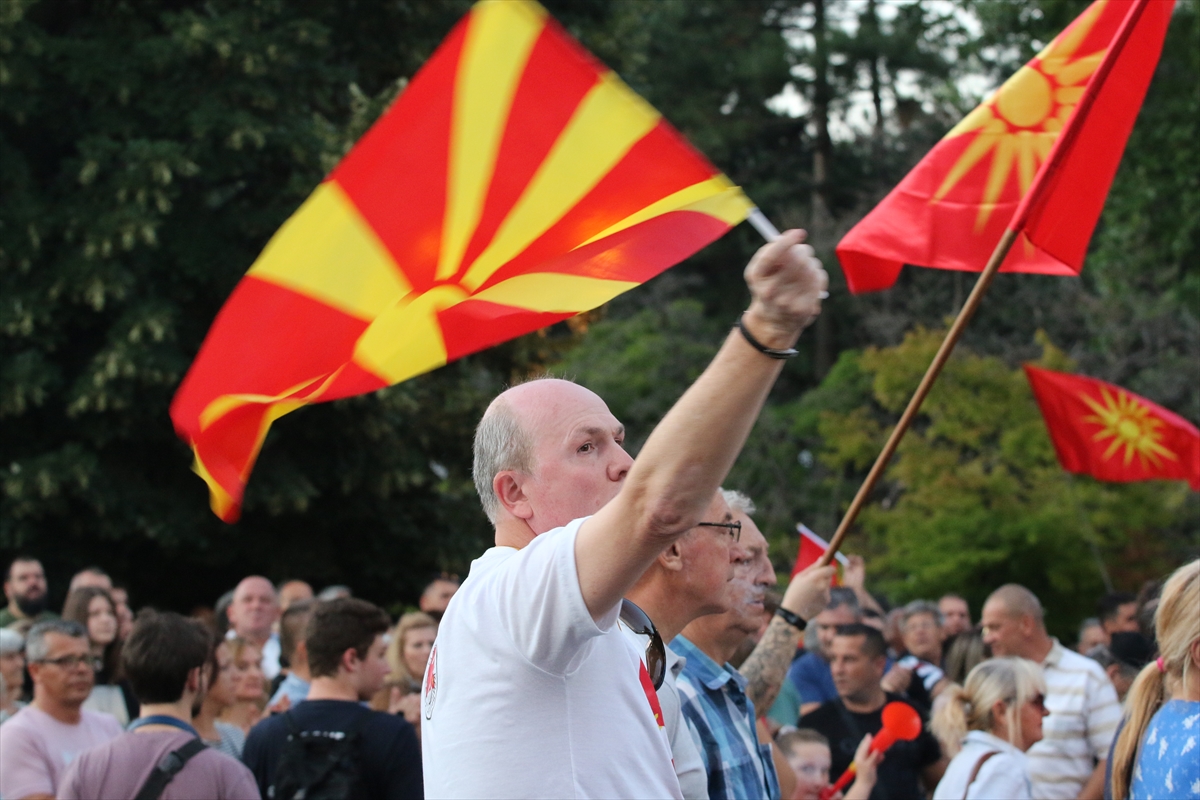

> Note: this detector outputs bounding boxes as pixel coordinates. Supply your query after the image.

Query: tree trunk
[811,0,834,378]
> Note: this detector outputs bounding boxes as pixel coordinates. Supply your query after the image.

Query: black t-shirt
[242,699,423,800]
[799,693,941,800]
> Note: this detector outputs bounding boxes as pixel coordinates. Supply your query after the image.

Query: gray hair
[473,398,534,524]
[902,599,945,629]
[0,628,23,656]
[828,587,860,614]
[720,489,756,516]
[25,619,87,662]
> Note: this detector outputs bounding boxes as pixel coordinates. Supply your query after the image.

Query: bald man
[226,576,282,680]
[981,584,1120,800]
[421,230,828,798]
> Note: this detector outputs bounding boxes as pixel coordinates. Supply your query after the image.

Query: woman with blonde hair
[931,657,1048,799]
[216,636,267,733]
[373,612,437,731]
[1110,559,1199,800]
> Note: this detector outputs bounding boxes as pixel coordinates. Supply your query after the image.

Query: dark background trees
[2,0,1196,632]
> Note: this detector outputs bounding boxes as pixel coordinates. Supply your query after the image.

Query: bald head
[474,379,631,536]
[987,584,1044,625]
[228,576,279,642]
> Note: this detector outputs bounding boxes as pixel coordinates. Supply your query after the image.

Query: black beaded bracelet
[736,315,799,360]
[775,606,807,630]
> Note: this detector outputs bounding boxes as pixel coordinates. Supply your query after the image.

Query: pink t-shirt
[0,705,122,798]
[57,729,260,800]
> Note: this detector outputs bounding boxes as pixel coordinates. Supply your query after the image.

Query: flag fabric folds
[1025,366,1200,490]
[836,0,1174,294]
[792,524,849,582]
[170,0,754,521]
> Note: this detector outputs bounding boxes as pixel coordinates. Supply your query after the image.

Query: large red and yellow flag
[170,0,753,521]
[836,0,1174,294]
[1025,366,1200,490]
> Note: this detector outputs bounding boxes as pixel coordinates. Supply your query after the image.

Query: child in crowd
[778,728,879,800]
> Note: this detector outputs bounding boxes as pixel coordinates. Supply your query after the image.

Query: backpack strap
[134,738,208,800]
[961,750,1000,800]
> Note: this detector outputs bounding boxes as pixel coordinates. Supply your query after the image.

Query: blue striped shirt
[671,635,780,800]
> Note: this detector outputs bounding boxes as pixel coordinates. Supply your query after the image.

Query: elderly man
[673,493,833,800]
[982,584,1121,800]
[1,557,55,630]
[226,576,282,680]
[937,593,971,638]
[421,230,827,798]
[0,620,122,799]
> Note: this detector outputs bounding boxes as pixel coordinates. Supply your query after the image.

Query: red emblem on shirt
[638,661,665,729]
[422,644,438,720]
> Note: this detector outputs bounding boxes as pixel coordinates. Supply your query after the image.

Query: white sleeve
[969,753,1032,800]
[1085,667,1122,759]
[481,518,620,675]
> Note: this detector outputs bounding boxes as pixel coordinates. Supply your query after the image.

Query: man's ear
[186,665,204,694]
[341,646,361,675]
[494,471,533,521]
[657,540,686,572]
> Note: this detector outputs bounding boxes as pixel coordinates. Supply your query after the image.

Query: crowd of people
[0,234,1195,800]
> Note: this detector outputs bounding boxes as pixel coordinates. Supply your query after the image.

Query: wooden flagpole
[815,227,1020,565]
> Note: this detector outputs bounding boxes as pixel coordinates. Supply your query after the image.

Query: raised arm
[577,229,827,619]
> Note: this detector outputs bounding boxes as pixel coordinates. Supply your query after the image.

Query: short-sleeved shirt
[1027,639,1122,799]
[268,672,310,707]
[1129,699,1200,799]
[672,635,780,800]
[205,720,246,760]
[243,700,422,800]
[800,694,942,800]
[787,651,838,708]
[421,517,681,799]
[57,729,260,800]
[0,608,56,629]
[0,704,122,798]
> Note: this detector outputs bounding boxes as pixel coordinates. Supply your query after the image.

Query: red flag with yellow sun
[836,0,1175,294]
[1025,366,1200,490]
[170,0,754,521]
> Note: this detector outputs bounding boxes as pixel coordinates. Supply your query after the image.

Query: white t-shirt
[421,517,682,799]
[0,704,123,799]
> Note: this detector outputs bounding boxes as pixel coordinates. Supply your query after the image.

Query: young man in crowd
[226,575,282,680]
[277,579,314,612]
[1097,591,1139,638]
[982,584,1121,800]
[57,611,258,799]
[0,557,55,630]
[673,494,833,800]
[937,593,971,638]
[0,620,122,799]
[269,599,315,707]
[789,588,861,716]
[418,573,459,622]
[422,230,827,798]
[799,625,946,800]
[243,597,422,800]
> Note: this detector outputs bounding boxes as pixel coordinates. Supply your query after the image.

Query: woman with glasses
[931,657,1048,799]
[61,587,138,726]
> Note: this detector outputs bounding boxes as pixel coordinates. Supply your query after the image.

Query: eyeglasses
[696,520,741,542]
[1028,693,1047,712]
[35,654,94,670]
[620,598,666,691]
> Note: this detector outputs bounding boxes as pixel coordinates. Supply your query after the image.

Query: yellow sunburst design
[932,0,1109,231]
[1079,387,1178,469]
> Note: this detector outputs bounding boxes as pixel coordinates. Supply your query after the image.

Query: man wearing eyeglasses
[0,620,121,800]
[422,230,828,799]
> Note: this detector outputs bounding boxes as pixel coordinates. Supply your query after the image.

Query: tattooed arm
[742,564,833,713]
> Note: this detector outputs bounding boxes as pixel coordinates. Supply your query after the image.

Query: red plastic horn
[820,702,922,800]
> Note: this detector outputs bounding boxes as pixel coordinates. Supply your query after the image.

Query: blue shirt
[671,635,780,800]
[268,672,310,707]
[1130,699,1200,799]
[786,650,838,708]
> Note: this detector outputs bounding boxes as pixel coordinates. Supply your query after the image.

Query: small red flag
[792,524,849,581]
[1025,366,1200,490]
[836,0,1174,294]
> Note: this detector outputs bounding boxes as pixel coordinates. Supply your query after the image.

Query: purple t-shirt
[0,705,122,798]
[57,729,261,800]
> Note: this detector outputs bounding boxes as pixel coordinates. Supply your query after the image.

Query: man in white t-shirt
[0,620,122,800]
[982,584,1121,800]
[421,230,828,798]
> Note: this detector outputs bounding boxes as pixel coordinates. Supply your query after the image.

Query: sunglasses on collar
[620,598,666,691]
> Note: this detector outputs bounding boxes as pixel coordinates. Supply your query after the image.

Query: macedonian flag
[1025,366,1200,490]
[170,0,754,521]
[836,0,1174,294]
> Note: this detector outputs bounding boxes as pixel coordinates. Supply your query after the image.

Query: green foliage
[816,329,1191,638]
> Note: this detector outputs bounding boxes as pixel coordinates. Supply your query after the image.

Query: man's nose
[608,446,634,481]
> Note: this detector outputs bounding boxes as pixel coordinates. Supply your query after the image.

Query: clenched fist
[742,229,828,350]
